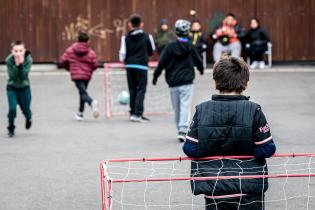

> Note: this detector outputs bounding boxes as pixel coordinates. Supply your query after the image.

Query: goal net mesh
[100,154,315,210]
[104,63,173,118]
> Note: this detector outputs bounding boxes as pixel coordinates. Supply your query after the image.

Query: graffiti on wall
[62,16,129,41]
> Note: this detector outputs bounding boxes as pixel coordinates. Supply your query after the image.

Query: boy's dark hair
[213,55,249,94]
[226,13,236,18]
[11,40,25,48]
[129,14,142,28]
[78,31,89,42]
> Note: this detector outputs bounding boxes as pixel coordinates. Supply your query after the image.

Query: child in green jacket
[5,41,33,137]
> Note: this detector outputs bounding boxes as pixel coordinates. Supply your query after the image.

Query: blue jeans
[170,84,193,133]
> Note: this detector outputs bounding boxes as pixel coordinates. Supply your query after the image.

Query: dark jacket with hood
[6,51,32,88]
[119,29,155,69]
[60,42,98,81]
[153,38,204,88]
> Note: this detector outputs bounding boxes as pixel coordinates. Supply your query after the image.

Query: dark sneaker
[8,127,15,138]
[26,119,32,130]
[140,116,150,122]
[177,132,186,142]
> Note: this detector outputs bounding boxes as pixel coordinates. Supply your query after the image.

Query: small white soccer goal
[100,154,315,210]
[104,62,173,118]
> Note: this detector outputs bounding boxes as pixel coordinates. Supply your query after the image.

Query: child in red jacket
[60,32,99,120]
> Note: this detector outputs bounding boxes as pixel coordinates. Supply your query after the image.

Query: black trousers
[246,45,268,62]
[126,68,147,116]
[249,52,264,62]
[73,80,93,113]
[205,194,264,210]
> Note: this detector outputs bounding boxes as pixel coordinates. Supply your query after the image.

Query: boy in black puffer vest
[183,55,276,210]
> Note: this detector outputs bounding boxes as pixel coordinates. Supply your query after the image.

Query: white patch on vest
[259,123,270,133]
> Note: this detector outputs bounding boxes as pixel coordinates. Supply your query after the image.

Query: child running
[60,31,99,120]
[153,19,204,141]
[5,41,33,137]
[183,55,276,210]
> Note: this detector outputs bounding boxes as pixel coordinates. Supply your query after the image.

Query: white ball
[118,91,130,105]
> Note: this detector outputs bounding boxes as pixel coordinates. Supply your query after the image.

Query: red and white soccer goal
[104,62,173,118]
[100,154,315,210]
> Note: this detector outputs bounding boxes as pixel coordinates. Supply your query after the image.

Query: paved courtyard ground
[0,67,315,209]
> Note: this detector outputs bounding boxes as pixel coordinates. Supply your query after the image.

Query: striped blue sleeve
[255,140,276,159]
[183,111,199,158]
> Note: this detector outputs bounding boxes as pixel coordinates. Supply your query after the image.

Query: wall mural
[62,16,129,41]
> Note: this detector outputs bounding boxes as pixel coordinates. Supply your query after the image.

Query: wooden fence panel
[0,0,314,62]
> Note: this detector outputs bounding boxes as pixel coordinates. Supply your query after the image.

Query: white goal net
[100,154,315,210]
[104,62,173,118]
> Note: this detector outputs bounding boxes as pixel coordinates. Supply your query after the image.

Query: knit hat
[160,19,169,25]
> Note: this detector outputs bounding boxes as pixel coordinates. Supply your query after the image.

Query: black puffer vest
[191,95,268,196]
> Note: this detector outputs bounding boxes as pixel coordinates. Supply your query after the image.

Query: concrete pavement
[0,68,315,209]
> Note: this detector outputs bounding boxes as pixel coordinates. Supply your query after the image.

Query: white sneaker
[91,100,100,118]
[177,132,186,142]
[250,61,259,69]
[130,115,141,122]
[130,115,136,121]
[75,112,84,121]
[259,61,265,69]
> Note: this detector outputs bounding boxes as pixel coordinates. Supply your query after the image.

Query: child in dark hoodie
[153,19,204,141]
[60,31,99,120]
[119,14,155,122]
